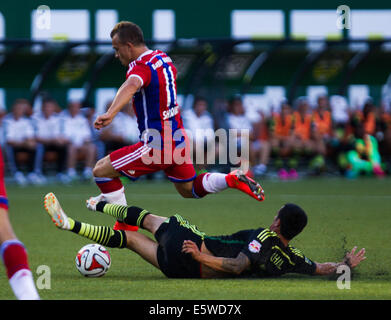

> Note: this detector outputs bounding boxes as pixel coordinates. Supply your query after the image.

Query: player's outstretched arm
[94,76,142,130]
[314,246,366,276]
[182,240,250,275]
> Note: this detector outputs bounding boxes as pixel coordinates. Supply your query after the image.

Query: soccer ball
[75,244,111,277]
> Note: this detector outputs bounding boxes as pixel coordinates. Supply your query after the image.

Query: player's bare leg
[0,209,40,300]
[93,155,120,178]
[123,230,160,269]
[0,144,40,300]
[173,181,194,198]
[0,211,17,242]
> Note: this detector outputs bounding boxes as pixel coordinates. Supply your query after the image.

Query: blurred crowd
[0,93,390,186]
[0,98,139,186]
[182,95,391,180]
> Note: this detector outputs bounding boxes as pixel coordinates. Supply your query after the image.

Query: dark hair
[110,21,145,46]
[42,97,57,105]
[193,96,207,105]
[277,203,307,240]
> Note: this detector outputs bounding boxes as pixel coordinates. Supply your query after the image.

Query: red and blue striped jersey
[126,50,185,146]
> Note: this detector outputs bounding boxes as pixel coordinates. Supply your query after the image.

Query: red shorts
[109,142,196,183]
[0,147,8,210]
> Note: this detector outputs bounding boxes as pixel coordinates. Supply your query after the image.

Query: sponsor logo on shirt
[248,240,262,253]
[162,106,179,120]
[151,56,173,70]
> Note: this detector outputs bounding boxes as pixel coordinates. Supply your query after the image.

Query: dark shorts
[154,214,205,278]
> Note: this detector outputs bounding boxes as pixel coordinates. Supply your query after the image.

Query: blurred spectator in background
[251,107,270,177]
[267,101,296,179]
[288,97,327,178]
[225,96,255,173]
[330,95,350,129]
[33,98,70,184]
[3,99,37,185]
[182,97,216,173]
[378,102,391,158]
[350,100,377,136]
[99,101,139,155]
[311,95,333,173]
[329,95,351,158]
[83,104,106,162]
[61,101,96,181]
[0,109,6,147]
[340,123,385,179]
[289,98,314,179]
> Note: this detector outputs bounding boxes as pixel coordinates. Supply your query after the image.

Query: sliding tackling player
[44,192,365,279]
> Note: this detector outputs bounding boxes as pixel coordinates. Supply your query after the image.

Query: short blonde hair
[110,21,145,46]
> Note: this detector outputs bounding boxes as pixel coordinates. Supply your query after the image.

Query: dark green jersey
[204,227,316,277]
[204,229,255,258]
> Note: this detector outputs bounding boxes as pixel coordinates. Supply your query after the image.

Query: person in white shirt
[61,101,97,180]
[226,96,254,133]
[99,101,140,155]
[225,96,256,173]
[0,109,6,147]
[3,99,37,185]
[183,97,216,172]
[33,98,70,183]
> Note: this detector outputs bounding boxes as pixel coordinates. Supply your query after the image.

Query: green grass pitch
[1,177,391,300]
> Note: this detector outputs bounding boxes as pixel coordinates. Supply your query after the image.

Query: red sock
[192,173,210,198]
[113,221,139,232]
[94,177,123,194]
[1,240,30,279]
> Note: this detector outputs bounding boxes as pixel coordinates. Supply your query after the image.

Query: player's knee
[93,156,119,178]
[92,158,108,177]
[180,192,194,199]
[174,182,194,198]
[92,164,102,177]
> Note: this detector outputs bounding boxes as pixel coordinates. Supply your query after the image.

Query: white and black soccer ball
[75,244,111,277]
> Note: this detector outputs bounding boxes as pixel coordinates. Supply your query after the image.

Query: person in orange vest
[349,101,377,137]
[311,95,334,173]
[251,108,271,177]
[289,98,317,178]
[266,101,296,179]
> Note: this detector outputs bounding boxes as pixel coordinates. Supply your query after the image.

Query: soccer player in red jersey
[0,147,40,300]
[88,21,264,231]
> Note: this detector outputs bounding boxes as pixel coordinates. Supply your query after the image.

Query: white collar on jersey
[137,49,154,61]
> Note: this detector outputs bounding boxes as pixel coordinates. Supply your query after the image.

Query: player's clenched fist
[94,113,113,130]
